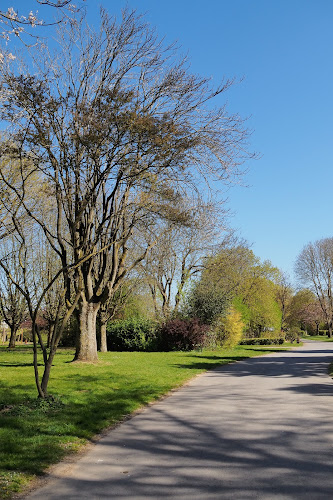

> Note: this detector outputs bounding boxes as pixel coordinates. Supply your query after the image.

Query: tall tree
[295,238,333,338]
[0,9,253,373]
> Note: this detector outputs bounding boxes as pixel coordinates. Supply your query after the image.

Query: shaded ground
[24,341,333,499]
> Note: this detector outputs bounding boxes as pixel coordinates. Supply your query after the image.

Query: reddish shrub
[158,318,208,351]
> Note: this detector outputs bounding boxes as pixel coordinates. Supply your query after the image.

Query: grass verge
[0,344,289,498]
[303,335,333,342]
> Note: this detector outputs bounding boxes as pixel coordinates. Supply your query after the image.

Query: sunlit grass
[303,335,333,342]
[0,344,287,498]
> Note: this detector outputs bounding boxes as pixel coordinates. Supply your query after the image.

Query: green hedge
[106,317,209,352]
[239,337,284,345]
[106,318,159,351]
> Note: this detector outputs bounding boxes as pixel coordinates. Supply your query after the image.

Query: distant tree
[186,276,230,325]
[300,300,325,335]
[275,271,293,331]
[0,244,27,348]
[295,238,333,337]
[140,201,224,319]
[286,289,324,335]
[244,276,281,336]
[186,244,281,334]
[286,289,312,328]
[185,242,251,324]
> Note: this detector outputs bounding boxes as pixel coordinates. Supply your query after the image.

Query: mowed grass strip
[0,344,288,498]
[303,335,333,342]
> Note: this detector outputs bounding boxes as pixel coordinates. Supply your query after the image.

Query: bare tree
[0,239,27,348]
[299,299,325,335]
[0,1,83,59]
[0,8,254,373]
[295,238,333,338]
[140,200,224,319]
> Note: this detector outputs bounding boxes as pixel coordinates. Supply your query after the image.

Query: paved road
[24,341,333,499]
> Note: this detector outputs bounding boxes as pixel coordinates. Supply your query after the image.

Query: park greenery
[1,3,333,498]
[0,4,331,395]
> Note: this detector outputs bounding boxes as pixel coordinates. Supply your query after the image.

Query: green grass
[303,335,333,342]
[0,344,288,498]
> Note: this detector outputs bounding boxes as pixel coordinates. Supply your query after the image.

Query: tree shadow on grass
[0,372,166,476]
[0,362,41,367]
[173,355,249,370]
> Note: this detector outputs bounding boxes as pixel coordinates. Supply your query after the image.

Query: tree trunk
[328,322,332,338]
[74,299,99,362]
[8,325,17,349]
[100,322,108,352]
[40,350,57,397]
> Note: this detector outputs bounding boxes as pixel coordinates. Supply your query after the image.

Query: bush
[239,337,284,345]
[59,317,78,347]
[285,327,302,342]
[106,318,158,351]
[212,307,244,348]
[158,318,209,351]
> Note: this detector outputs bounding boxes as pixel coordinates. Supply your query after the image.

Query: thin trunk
[100,322,107,352]
[32,321,44,398]
[41,350,57,397]
[74,298,99,362]
[328,321,332,338]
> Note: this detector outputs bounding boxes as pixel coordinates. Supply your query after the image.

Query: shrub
[158,318,208,351]
[239,337,284,345]
[59,317,78,347]
[285,327,302,342]
[106,318,158,351]
[212,307,244,348]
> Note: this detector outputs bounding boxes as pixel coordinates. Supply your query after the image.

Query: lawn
[303,335,333,342]
[0,344,289,498]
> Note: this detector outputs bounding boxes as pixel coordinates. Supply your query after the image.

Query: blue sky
[10,1,333,282]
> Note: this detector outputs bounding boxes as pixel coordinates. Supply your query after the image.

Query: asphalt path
[24,341,333,499]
